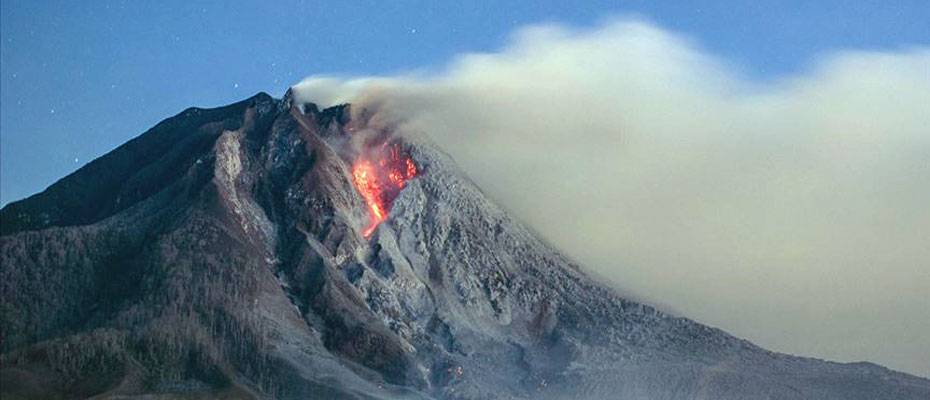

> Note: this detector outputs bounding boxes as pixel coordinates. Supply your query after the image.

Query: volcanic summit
[1,91,928,399]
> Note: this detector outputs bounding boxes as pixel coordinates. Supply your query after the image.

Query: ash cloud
[292,18,930,377]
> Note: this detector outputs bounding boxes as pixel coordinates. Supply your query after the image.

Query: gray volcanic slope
[1,92,927,400]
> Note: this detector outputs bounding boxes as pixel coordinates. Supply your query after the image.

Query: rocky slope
[1,92,928,399]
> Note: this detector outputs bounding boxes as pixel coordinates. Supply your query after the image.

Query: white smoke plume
[292,18,930,377]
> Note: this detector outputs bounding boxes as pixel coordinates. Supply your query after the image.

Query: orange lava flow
[351,143,417,237]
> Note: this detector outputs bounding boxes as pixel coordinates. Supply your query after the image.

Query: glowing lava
[351,143,418,237]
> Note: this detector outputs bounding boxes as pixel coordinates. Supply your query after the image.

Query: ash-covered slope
[1,92,927,400]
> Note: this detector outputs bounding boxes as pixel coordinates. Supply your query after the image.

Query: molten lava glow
[351,143,417,237]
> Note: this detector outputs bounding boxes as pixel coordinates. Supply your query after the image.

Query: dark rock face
[1,92,928,399]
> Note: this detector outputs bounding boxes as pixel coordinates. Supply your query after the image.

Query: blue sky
[1,0,928,204]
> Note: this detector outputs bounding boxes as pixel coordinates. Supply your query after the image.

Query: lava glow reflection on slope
[351,143,417,237]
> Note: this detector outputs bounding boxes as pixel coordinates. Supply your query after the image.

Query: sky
[2,1,929,205]
[2,0,929,377]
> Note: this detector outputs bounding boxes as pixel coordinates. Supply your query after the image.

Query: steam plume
[292,18,930,377]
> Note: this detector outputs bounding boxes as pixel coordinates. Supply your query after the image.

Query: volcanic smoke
[351,142,417,237]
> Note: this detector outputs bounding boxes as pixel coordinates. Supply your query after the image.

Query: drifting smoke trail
[292,18,930,377]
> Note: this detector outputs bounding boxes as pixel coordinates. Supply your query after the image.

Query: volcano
[1,92,928,400]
